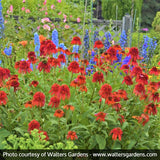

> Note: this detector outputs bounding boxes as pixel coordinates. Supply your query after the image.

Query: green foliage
[152,12,160,32]
[101,0,142,20]
[2,129,78,149]
[141,0,160,28]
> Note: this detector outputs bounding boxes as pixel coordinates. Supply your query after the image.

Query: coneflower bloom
[92,71,104,84]
[18,60,32,74]
[94,40,104,49]
[28,120,40,132]
[122,76,133,85]
[71,36,81,45]
[0,91,8,105]
[58,84,70,100]
[54,109,64,118]
[63,105,75,111]
[110,128,123,141]
[144,103,158,115]
[68,61,79,73]
[32,92,45,107]
[95,112,107,121]
[48,96,60,108]
[67,131,78,140]
[133,83,145,96]
[38,60,51,73]
[49,83,60,96]
[99,84,112,99]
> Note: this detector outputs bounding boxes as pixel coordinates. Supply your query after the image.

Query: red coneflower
[110,128,123,141]
[149,92,160,103]
[94,40,104,49]
[71,36,81,45]
[133,83,145,96]
[120,64,129,74]
[28,120,40,132]
[0,91,8,105]
[54,109,64,118]
[132,113,149,126]
[49,83,60,96]
[144,103,158,115]
[24,100,33,108]
[92,71,104,84]
[130,66,142,77]
[38,60,51,73]
[149,67,160,75]
[67,131,78,140]
[32,92,45,107]
[58,84,70,100]
[68,61,80,73]
[64,49,72,56]
[95,112,107,121]
[117,89,128,100]
[147,82,158,94]
[118,115,125,125]
[27,51,37,64]
[14,61,20,69]
[63,105,75,111]
[77,75,86,85]
[79,66,86,75]
[40,40,57,56]
[48,58,61,68]
[58,54,66,63]
[0,67,10,82]
[29,81,39,87]
[10,80,20,92]
[127,47,140,60]
[112,103,121,112]
[79,85,88,92]
[136,73,148,85]
[99,84,112,99]
[38,130,49,141]
[70,79,79,88]
[18,60,32,74]
[48,96,60,108]
[106,47,117,63]
[122,76,133,85]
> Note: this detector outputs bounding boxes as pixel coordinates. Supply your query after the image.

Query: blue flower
[4,44,12,56]
[104,31,111,50]
[0,0,5,39]
[119,30,127,50]
[52,29,59,48]
[34,32,40,56]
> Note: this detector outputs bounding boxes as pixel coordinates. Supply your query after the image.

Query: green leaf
[96,134,106,149]
[0,129,11,149]
[127,140,137,149]
[122,121,128,130]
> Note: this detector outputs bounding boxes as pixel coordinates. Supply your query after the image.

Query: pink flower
[58,0,61,3]
[10,5,13,12]
[22,0,26,3]
[51,5,55,9]
[43,24,50,31]
[41,18,51,23]
[25,9,30,13]
[65,25,70,29]
[21,7,25,11]
[58,12,61,15]
[70,15,72,18]
[4,20,7,24]
[43,0,47,5]
[37,26,41,30]
[45,12,48,15]
[77,17,81,23]
[63,14,67,23]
